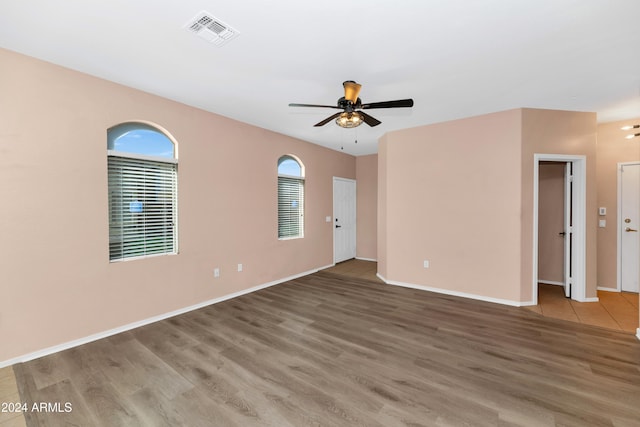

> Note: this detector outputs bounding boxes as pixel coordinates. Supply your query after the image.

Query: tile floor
[525,283,639,333]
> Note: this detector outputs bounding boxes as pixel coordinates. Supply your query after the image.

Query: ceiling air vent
[185,11,239,46]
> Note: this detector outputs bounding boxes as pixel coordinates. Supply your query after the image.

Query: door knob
[625,227,638,232]
[335,225,342,228]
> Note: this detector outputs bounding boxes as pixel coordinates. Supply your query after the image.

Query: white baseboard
[376,274,527,307]
[580,297,600,303]
[637,328,640,341]
[0,265,332,369]
[538,280,564,286]
[355,257,377,262]
[519,300,538,307]
[597,286,620,292]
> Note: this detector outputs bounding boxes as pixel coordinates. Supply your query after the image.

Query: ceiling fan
[289,81,414,128]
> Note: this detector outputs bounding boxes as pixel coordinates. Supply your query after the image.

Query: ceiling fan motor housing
[337,97,361,111]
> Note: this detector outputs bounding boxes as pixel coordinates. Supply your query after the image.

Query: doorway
[333,177,356,264]
[618,162,640,293]
[533,154,587,304]
[537,162,568,295]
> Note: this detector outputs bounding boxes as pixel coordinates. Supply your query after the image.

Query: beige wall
[377,137,389,279]
[520,109,598,301]
[378,109,524,302]
[0,48,355,363]
[378,108,597,304]
[356,154,377,260]
[596,119,640,290]
[538,163,565,283]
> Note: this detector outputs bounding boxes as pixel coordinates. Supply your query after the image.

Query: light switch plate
[599,207,606,216]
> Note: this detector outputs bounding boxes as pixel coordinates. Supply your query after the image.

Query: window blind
[278,176,304,238]
[108,155,177,261]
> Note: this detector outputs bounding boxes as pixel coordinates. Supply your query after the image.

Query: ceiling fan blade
[289,103,341,109]
[343,81,362,103]
[359,111,382,127]
[314,112,343,127]
[361,99,414,109]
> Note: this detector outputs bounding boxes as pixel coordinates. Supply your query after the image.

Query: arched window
[107,123,178,261]
[278,155,304,239]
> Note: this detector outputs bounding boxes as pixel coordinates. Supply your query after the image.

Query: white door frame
[617,161,640,292]
[333,177,357,264]
[563,162,572,298]
[533,154,587,304]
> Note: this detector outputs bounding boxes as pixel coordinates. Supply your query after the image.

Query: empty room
[1,1,639,426]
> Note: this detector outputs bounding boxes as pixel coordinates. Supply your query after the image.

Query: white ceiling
[2,0,640,156]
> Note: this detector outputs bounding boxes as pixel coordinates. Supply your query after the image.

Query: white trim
[538,280,564,286]
[278,236,304,241]
[597,286,620,292]
[636,328,640,341]
[582,297,600,303]
[533,154,587,305]
[519,300,538,307]
[355,257,377,262]
[377,274,529,307]
[0,265,332,369]
[617,162,640,292]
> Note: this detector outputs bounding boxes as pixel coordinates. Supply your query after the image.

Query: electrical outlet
[423,260,430,268]
[238,263,243,272]
[214,268,220,278]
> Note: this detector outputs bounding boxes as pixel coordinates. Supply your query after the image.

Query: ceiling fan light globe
[336,111,363,128]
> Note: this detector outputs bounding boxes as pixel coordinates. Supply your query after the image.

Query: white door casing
[563,162,572,298]
[619,163,640,293]
[533,154,587,304]
[333,177,356,264]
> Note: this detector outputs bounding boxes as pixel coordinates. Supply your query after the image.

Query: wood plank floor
[328,259,639,333]
[0,366,26,427]
[13,270,640,426]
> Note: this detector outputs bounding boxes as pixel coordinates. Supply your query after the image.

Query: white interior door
[333,177,356,263]
[620,163,640,293]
